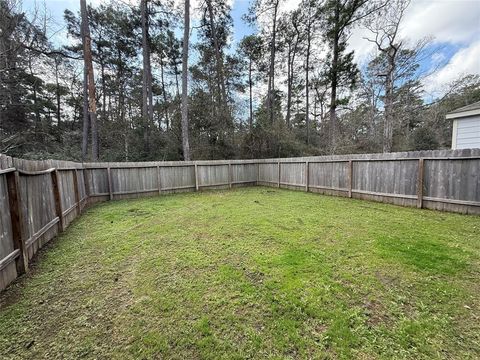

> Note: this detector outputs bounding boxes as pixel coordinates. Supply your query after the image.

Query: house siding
[453,116,480,149]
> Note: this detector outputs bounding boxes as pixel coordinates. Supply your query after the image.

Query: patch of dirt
[363,299,390,327]
[375,270,399,287]
[373,272,417,315]
[261,190,277,194]
[244,269,265,285]
[312,322,328,336]
[126,208,151,216]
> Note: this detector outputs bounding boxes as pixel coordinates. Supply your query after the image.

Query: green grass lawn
[1,188,479,359]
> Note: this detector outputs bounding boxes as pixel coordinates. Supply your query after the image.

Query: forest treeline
[1,0,479,161]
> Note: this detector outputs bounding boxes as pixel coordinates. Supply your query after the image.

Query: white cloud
[400,0,480,44]
[422,40,480,96]
[348,0,480,64]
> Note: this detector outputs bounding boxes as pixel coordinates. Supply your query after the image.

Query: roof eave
[446,109,480,120]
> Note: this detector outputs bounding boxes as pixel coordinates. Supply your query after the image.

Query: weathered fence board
[85,168,110,197]
[19,173,58,260]
[280,162,306,188]
[258,162,278,184]
[424,158,480,202]
[159,165,195,192]
[197,164,229,188]
[57,169,77,228]
[309,161,349,193]
[111,167,158,197]
[231,163,257,185]
[353,159,418,197]
[0,173,17,291]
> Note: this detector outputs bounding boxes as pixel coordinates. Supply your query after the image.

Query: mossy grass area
[1,187,479,359]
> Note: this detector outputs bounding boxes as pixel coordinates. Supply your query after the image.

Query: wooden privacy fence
[1,149,479,291]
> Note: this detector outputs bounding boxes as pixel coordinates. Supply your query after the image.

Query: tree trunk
[90,107,99,161]
[160,55,169,130]
[174,63,180,98]
[141,0,153,154]
[305,29,311,145]
[125,102,132,161]
[181,0,191,160]
[286,44,292,128]
[148,68,154,128]
[100,59,107,123]
[248,58,253,131]
[287,23,301,128]
[80,0,99,160]
[329,2,340,154]
[28,59,41,138]
[54,57,61,127]
[383,49,396,153]
[267,0,279,124]
[81,61,89,160]
[205,0,230,130]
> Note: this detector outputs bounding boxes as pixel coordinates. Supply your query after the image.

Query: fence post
[194,163,199,191]
[277,161,281,188]
[417,158,424,208]
[228,162,232,189]
[51,169,64,232]
[157,165,162,195]
[305,161,309,192]
[107,166,113,200]
[6,171,28,275]
[73,169,81,215]
[256,162,259,185]
[348,160,353,198]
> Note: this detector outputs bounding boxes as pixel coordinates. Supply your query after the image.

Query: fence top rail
[421,156,480,161]
[17,168,56,176]
[308,160,351,164]
[267,156,480,164]
[85,164,193,170]
[56,167,82,171]
[0,167,16,175]
[197,163,229,167]
[83,160,260,169]
[2,155,480,173]
[87,165,157,170]
[351,156,480,162]
[277,160,311,164]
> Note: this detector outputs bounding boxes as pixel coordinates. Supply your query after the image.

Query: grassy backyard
[0,187,479,359]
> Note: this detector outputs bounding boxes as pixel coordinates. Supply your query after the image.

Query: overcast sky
[23,0,480,99]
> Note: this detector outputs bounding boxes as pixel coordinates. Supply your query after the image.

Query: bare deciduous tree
[366,0,410,153]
